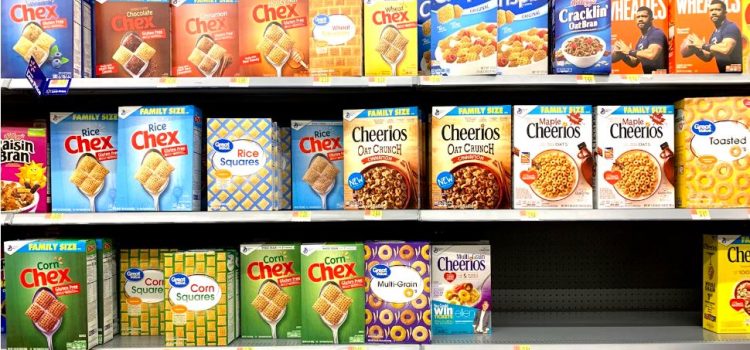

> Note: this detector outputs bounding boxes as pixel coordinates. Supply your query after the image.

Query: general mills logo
[371,264,391,279]
[169,274,189,288]
[125,268,144,282]
[691,120,716,136]
[213,139,233,152]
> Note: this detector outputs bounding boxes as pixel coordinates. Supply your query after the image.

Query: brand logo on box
[314,14,330,25]
[169,273,190,288]
[692,120,716,136]
[125,268,145,282]
[214,139,233,153]
[370,264,391,278]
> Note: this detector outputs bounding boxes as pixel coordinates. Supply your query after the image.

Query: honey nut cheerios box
[309,0,363,76]
[611,0,668,74]
[594,105,675,208]
[703,235,750,333]
[1,125,48,213]
[96,239,117,344]
[497,0,549,75]
[418,0,431,74]
[552,0,612,75]
[364,0,418,76]
[676,97,750,208]
[430,106,512,209]
[513,105,594,209]
[291,120,344,210]
[120,249,175,336]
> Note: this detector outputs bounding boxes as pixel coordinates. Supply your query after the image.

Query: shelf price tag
[622,74,641,84]
[368,76,387,87]
[292,211,312,222]
[157,77,177,88]
[364,209,383,220]
[45,213,64,221]
[520,210,539,221]
[313,76,332,86]
[576,75,596,84]
[230,77,250,87]
[422,75,442,84]
[690,209,711,220]
[514,345,532,350]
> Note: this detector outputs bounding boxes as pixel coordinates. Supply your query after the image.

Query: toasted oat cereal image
[612,150,660,200]
[354,165,409,209]
[530,150,578,201]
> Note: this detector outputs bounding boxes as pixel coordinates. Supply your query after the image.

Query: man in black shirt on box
[613,6,668,74]
[682,0,742,73]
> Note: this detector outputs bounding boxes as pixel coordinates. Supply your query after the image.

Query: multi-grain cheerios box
[164,250,238,346]
[291,120,344,210]
[96,239,116,344]
[120,249,173,335]
[301,243,365,344]
[497,0,549,75]
[430,0,498,76]
[431,244,491,335]
[676,97,750,208]
[50,112,118,212]
[418,0,431,74]
[309,0,363,76]
[365,241,431,344]
[343,107,423,209]
[364,0,418,76]
[552,0,611,74]
[431,106,511,209]
[240,244,301,339]
[5,239,99,350]
[172,0,239,77]
[595,105,675,208]
[117,106,202,211]
[513,105,594,208]
[1,125,48,213]
[703,235,750,333]
[610,0,668,74]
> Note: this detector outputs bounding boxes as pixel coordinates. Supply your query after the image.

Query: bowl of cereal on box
[529,150,579,201]
[354,163,411,209]
[561,35,605,69]
[435,23,498,75]
[445,163,504,209]
[1,180,39,213]
[612,150,661,201]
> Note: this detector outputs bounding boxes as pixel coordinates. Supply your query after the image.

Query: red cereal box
[612,0,669,74]
[172,0,239,77]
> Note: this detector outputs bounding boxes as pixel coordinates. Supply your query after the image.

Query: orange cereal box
[364,0,418,76]
[172,0,239,77]
[309,0,363,76]
[611,0,669,74]
[743,0,749,73]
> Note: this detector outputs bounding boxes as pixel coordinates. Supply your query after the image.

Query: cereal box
[343,107,423,209]
[2,256,5,334]
[4,239,98,350]
[703,235,750,333]
[430,0,498,76]
[280,127,292,209]
[238,0,309,77]
[430,105,511,209]
[611,0,668,74]
[497,0,549,75]
[50,112,118,212]
[552,0,612,74]
[240,244,301,338]
[1,125,48,213]
[164,250,238,346]
[291,120,344,210]
[431,244,491,335]
[743,0,749,73]
[676,97,750,208]
[301,243,365,344]
[365,241,431,344]
[96,239,116,344]
[418,0,431,74]
[95,0,171,77]
[116,106,202,211]
[595,105,675,208]
[120,249,173,335]
[669,0,743,73]
[364,0,418,76]
[309,0,363,76]
[172,0,239,77]
[513,105,594,208]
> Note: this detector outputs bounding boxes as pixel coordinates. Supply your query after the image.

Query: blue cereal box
[419,0,432,74]
[430,0,498,75]
[497,0,549,74]
[552,0,611,74]
[291,120,344,210]
[116,106,202,211]
[50,112,118,212]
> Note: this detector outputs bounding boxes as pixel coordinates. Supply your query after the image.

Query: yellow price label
[46,213,64,220]
[623,74,641,84]
[691,209,711,220]
[520,210,539,221]
[368,76,387,86]
[423,75,443,84]
[157,77,177,87]
[313,76,332,86]
[291,211,312,222]
[576,75,596,84]
[514,345,532,350]
[364,209,383,220]
[229,77,250,87]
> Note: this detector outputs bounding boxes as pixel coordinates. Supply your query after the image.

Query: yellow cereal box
[703,235,750,334]
[309,0,363,76]
[364,0,418,76]
[120,249,175,336]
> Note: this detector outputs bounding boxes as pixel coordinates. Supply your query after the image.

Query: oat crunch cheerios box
[497,0,549,75]
[703,235,750,333]
[364,0,418,76]
[552,0,612,74]
[430,0,498,75]
[1,125,48,213]
[291,120,344,210]
[120,249,174,335]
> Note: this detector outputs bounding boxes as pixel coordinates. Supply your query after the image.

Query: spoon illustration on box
[251,280,290,338]
[260,22,308,77]
[303,154,338,209]
[314,281,351,344]
[25,287,67,350]
[71,153,109,212]
[135,149,174,211]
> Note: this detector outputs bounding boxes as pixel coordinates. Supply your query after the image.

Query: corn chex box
[120,249,173,336]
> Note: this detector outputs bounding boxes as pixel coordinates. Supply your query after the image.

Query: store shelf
[419,209,750,221]
[418,74,750,86]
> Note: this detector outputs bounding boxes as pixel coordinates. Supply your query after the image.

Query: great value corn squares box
[4,239,99,350]
[96,239,116,344]
[309,0,363,76]
[497,0,549,75]
[552,0,612,74]
[1,125,48,213]
[364,0,418,76]
[291,120,344,210]
[301,243,365,344]
[430,0,498,75]
[120,249,172,336]
[703,235,750,333]
[164,250,238,347]
[418,0,431,74]
[173,0,239,77]
[117,106,202,211]
[611,0,668,74]
[50,112,118,212]
[240,244,301,339]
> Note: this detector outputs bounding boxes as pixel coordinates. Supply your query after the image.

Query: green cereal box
[240,244,301,339]
[120,249,173,336]
[4,239,99,350]
[301,243,365,344]
[96,239,116,344]
[164,250,238,347]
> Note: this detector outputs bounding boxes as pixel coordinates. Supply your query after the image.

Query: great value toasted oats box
[703,235,750,333]
[50,112,118,212]
[240,244,301,339]
[364,0,418,76]
[552,0,612,74]
[5,239,99,350]
[513,105,594,208]
[431,106,511,209]
[418,0,431,74]
[301,243,365,344]
[172,0,239,77]
[497,0,549,75]
[96,239,116,344]
[117,106,202,211]
[164,250,238,346]
[430,0,498,76]
[120,249,172,335]
[309,0,363,76]
[595,105,675,208]
[611,0,668,74]
[291,120,344,210]
[1,125,48,213]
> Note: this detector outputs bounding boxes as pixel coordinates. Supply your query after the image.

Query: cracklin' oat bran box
[309,0,363,76]
[703,235,750,333]
[120,249,172,335]
[552,0,612,74]
[611,0,668,74]
[172,0,239,77]
[364,0,418,76]
[96,239,116,344]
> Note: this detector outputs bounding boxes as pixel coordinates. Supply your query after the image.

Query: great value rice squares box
[291,120,344,210]
[430,0,498,75]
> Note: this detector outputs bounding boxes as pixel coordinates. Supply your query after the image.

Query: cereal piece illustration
[250,281,290,338]
[375,25,409,75]
[255,23,308,77]
[186,35,227,77]
[25,288,68,341]
[302,155,339,208]
[312,282,350,343]
[68,154,110,211]
[13,23,56,65]
[111,32,155,77]
[134,150,174,210]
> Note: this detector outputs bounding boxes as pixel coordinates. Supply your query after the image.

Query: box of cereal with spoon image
[4,239,99,350]
[291,120,344,210]
[364,0,418,76]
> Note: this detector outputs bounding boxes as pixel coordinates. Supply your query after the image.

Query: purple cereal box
[1,125,48,212]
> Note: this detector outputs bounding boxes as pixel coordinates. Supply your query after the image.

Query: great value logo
[125,269,165,303]
[370,264,391,278]
[692,120,716,136]
[168,274,221,311]
[211,139,266,175]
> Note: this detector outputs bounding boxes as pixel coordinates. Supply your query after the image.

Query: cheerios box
[364,0,418,76]
[703,235,750,333]
[1,125,48,213]
[552,0,611,74]
[120,248,175,335]
[291,120,344,210]
[430,0,498,75]
[4,239,99,350]
[610,0,668,74]
[365,241,431,344]
[418,0,431,74]
[431,244,491,335]
[116,106,202,211]
[496,0,549,75]
[301,243,365,344]
[513,105,594,208]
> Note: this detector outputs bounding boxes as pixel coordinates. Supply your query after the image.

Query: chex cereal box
[703,235,750,333]
[172,0,239,77]
[240,244,301,339]
[364,0,418,76]
[309,0,363,76]
[1,125,48,213]
[419,0,431,74]
[280,127,292,209]
[4,239,98,350]
[430,0,498,76]
[669,0,743,73]
[365,241,431,344]
[513,105,594,208]
[595,105,675,208]
[117,106,202,211]
[431,105,511,209]
[552,0,612,74]
[497,0,549,75]
[611,0,668,74]
[301,243,365,344]
[291,120,344,210]
[50,112,118,212]
[431,244,491,335]
[343,107,423,209]
[120,249,173,335]
[96,239,116,344]
[676,97,750,208]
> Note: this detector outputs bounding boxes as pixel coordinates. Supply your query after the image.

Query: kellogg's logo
[214,139,233,153]
[125,268,144,282]
[692,120,716,136]
[370,264,390,279]
[169,273,189,288]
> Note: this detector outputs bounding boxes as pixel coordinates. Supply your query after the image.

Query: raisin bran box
[2,125,48,213]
